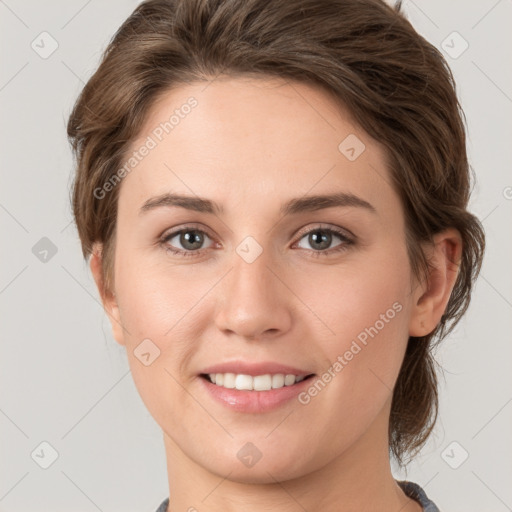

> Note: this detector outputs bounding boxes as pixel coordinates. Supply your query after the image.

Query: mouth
[199,372,316,391]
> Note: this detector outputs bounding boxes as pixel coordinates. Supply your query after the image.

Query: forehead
[119,76,399,221]
[136,75,365,155]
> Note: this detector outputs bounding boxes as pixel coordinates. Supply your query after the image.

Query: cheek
[113,254,214,397]
[300,250,412,398]
[292,269,411,450]
[114,248,203,338]
[302,250,410,344]
[114,260,204,429]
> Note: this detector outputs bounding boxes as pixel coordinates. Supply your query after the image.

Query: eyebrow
[139,191,377,217]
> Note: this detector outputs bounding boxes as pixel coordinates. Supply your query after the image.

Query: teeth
[207,373,307,391]
[272,374,284,388]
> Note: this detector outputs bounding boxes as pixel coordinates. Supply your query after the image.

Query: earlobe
[89,243,126,346]
[409,228,462,337]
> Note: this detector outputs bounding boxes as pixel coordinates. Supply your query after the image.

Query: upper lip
[200,361,315,377]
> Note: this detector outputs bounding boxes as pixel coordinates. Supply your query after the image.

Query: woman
[66,0,485,510]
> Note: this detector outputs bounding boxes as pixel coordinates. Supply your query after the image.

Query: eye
[159,224,354,259]
[160,226,215,257]
[294,225,354,257]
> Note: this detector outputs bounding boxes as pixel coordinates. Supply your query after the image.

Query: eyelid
[292,222,355,242]
[159,222,215,240]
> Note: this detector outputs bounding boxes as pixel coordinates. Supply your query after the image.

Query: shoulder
[397,480,441,512]
[154,497,169,512]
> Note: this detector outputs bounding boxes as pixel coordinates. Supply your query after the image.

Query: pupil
[182,231,203,249]
[310,230,330,250]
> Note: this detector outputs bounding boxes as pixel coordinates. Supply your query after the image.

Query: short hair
[66,0,486,467]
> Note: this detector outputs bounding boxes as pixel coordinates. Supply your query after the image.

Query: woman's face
[101,77,421,482]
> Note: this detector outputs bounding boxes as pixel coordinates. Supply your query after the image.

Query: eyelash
[159,224,354,259]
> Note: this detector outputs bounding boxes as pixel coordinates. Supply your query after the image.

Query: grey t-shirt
[397,480,441,511]
[154,479,440,511]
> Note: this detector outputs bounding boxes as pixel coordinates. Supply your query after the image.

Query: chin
[216,463,305,485]
[197,443,312,484]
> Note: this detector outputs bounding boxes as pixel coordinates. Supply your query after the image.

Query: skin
[90,76,461,512]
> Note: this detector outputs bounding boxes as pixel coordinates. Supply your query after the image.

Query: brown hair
[67,0,485,467]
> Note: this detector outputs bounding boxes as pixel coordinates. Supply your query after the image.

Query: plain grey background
[1,1,511,511]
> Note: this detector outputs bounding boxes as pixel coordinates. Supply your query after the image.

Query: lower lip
[198,375,315,413]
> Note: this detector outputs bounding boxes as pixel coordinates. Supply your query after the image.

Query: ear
[409,228,463,337]
[89,243,126,346]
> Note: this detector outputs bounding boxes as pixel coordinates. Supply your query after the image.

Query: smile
[201,372,315,391]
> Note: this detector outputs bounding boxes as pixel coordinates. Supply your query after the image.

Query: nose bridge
[233,239,274,298]
[214,237,292,339]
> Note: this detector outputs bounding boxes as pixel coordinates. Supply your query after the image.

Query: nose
[214,245,293,341]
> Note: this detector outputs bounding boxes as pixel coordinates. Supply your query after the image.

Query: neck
[161,402,421,512]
